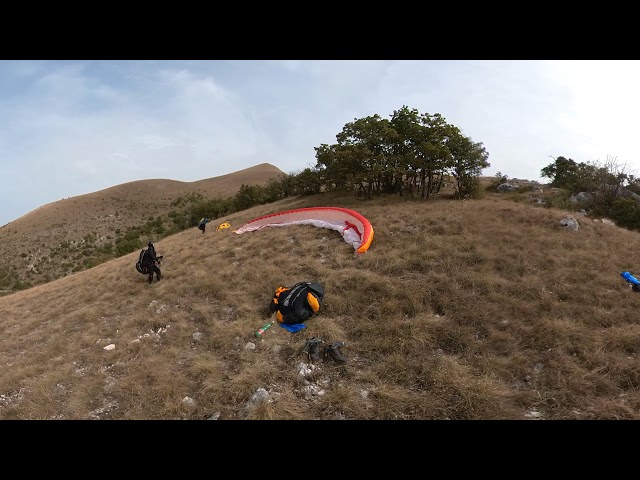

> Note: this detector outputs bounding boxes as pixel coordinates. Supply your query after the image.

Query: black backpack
[135,249,147,274]
[275,282,324,324]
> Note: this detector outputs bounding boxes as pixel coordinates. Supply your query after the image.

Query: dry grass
[0,163,284,290]
[2,183,640,420]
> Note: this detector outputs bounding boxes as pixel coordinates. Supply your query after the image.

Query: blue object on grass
[621,271,640,285]
[278,322,307,333]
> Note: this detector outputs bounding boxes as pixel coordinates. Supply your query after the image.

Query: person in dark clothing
[197,217,210,234]
[142,241,163,284]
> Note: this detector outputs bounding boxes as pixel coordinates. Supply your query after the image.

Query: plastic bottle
[255,321,273,338]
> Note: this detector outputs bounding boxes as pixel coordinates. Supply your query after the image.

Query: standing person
[142,241,163,284]
[198,217,210,234]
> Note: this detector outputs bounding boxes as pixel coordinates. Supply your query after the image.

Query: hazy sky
[1,59,637,226]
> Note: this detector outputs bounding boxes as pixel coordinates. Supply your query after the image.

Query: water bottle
[255,321,273,338]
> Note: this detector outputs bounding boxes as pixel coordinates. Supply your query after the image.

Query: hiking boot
[303,337,324,362]
[325,341,347,363]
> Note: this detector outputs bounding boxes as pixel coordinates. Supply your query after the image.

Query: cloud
[2,60,640,226]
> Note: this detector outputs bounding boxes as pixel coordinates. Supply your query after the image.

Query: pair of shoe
[303,338,347,363]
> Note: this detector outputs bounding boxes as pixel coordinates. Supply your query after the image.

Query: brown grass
[0,163,284,290]
[2,182,640,419]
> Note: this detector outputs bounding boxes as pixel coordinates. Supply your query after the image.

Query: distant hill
[0,163,284,292]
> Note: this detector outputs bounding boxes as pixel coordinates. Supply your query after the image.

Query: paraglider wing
[233,207,374,253]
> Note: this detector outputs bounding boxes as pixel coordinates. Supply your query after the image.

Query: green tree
[540,156,599,192]
[389,106,423,196]
[315,143,361,192]
[333,114,398,199]
[609,197,640,231]
[295,167,323,195]
[233,184,265,211]
[448,133,490,199]
[415,112,454,198]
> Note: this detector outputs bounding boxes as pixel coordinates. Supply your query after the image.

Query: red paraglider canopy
[233,206,374,253]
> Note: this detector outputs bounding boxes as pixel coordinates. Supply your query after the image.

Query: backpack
[198,218,207,230]
[135,249,148,274]
[272,282,324,324]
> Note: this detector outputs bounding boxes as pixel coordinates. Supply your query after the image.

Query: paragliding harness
[135,248,163,275]
[270,282,325,325]
[198,218,207,231]
[135,249,148,274]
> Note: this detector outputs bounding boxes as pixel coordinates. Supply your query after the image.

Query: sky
[1,59,638,226]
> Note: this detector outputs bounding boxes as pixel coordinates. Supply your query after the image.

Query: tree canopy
[314,105,490,199]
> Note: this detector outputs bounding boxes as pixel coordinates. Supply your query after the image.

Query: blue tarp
[277,322,307,333]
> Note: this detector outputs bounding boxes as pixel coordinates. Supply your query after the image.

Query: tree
[541,156,578,187]
[335,115,398,199]
[540,156,600,192]
[313,105,490,200]
[448,133,490,199]
[233,184,264,211]
[389,106,422,196]
[295,167,323,195]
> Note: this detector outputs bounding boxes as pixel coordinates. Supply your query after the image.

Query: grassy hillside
[1,187,640,420]
[0,163,284,292]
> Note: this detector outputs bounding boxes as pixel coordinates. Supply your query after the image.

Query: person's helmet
[148,241,154,248]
